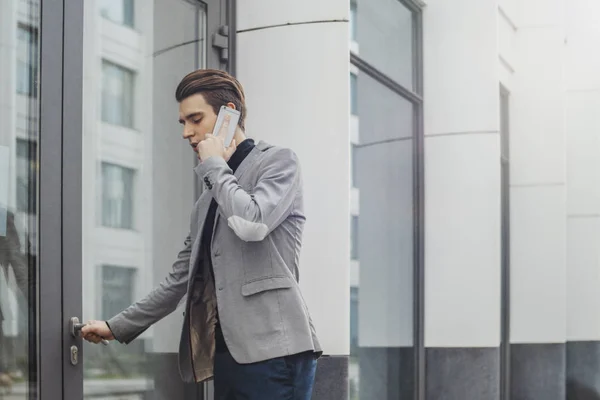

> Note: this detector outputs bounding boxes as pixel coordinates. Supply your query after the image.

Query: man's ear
[226,102,237,110]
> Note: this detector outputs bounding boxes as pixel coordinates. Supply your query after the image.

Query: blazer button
[218,287,223,291]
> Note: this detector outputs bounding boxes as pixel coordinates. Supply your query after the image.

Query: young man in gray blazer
[82,69,322,399]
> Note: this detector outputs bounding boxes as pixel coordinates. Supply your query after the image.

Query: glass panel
[101,163,135,230]
[351,72,414,399]
[0,0,40,397]
[98,0,135,28]
[101,61,135,128]
[82,0,207,397]
[351,215,359,261]
[350,72,358,116]
[350,0,357,42]
[101,266,136,321]
[16,25,38,97]
[357,0,414,89]
[351,143,358,187]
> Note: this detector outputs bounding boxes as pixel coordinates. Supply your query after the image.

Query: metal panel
[413,9,425,400]
[206,0,227,70]
[350,53,423,105]
[38,0,65,398]
[413,8,426,400]
[62,0,85,398]
[227,0,237,76]
[499,85,511,400]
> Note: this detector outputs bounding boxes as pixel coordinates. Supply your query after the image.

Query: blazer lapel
[188,190,213,282]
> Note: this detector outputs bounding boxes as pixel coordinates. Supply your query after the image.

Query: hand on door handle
[70,317,110,345]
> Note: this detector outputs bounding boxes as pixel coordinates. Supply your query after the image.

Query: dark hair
[175,69,247,129]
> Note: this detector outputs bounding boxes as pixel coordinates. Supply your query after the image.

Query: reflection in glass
[350,0,357,43]
[82,1,207,397]
[101,266,137,321]
[351,216,359,261]
[350,73,358,116]
[0,0,40,398]
[98,0,135,28]
[101,163,135,230]
[16,25,38,97]
[349,70,415,400]
[357,0,414,89]
[101,61,136,128]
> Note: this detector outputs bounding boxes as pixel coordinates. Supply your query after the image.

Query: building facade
[1,0,600,399]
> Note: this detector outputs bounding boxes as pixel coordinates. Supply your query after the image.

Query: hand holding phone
[213,106,241,148]
[197,106,240,162]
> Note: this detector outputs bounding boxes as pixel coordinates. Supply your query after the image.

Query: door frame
[38,0,80,398]
[38,0,235,398]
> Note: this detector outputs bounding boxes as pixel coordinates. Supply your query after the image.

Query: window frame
[349,1,425,398]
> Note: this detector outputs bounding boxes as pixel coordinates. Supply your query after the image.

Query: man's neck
[233,128,247,147]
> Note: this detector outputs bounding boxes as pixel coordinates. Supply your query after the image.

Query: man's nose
[182,125,193,139]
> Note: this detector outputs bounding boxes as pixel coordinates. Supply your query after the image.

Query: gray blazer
[107,141,322,382]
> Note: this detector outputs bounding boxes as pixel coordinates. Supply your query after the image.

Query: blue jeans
[214,349,317,400]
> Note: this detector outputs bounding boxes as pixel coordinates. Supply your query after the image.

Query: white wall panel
[425,133,501,347]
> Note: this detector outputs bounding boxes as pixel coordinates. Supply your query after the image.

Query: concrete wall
[423,0,501,397]
[424,0,501,348]
[565,0,600,396]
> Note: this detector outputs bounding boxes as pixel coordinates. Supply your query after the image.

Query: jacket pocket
[241,276,294,297]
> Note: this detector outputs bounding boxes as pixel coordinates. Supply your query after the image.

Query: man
[82,69,322,399]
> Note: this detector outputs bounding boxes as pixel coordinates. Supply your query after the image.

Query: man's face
[178,93,219,154]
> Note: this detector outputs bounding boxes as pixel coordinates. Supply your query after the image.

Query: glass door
[0,1,41,398]
[61,0,233,399]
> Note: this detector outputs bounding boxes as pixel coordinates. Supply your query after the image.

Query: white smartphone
[213,106,241,147]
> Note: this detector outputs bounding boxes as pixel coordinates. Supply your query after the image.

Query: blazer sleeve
[195,148,302,242]
[106,234,193,344]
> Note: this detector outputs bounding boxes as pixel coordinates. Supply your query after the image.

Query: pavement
[1,378,154,400]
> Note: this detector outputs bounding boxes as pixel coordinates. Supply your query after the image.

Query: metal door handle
[70,317,109,345]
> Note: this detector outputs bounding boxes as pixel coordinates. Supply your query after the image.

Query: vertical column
[423,0,501,398]
[236,2,350,399]
[508,0,567,398]
[565,1,600,397]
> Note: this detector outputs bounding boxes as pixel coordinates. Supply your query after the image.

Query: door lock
[70,345,79,365]
[70,317,109,345]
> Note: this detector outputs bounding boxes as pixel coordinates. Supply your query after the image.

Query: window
[351,215,359,260]
[350,287,359,355]
[350,1,422,398]
[101,265,136,321]
[351,144,358,188]
[350,0,357,42]
[102,61,135,128]
[98,0,135,28]
[101,163,135,229]
[16,139,37,214]
[16,25,38,97]
[357,0,414,88]
[350,73,358,116]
